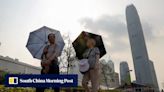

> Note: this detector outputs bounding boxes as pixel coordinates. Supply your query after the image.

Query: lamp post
[126,69,132,85]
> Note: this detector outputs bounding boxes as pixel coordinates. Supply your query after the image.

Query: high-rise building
[149,60,159,90]
[100,59,119,88]
[126,4,159,91]
[120,61,131,85]
[108,60,115,73]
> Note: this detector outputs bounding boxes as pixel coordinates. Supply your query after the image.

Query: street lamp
[126,69,132,85]
[127,70,132,72]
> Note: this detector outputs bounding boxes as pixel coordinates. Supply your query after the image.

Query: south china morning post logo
[5,74,78,87]
[8,77,18,85]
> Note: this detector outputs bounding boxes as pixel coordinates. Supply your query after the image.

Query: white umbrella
[26,26,65,60]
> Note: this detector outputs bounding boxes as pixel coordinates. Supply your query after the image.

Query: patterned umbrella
[26,26,65,60]
[72,31,106,59]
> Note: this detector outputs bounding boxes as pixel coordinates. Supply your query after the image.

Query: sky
[0,0,164,89]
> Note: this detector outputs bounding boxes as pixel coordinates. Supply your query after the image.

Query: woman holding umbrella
[36,33,60,92]
[26,26,65,92]
[72,31,106,92]
[82,38,100,92]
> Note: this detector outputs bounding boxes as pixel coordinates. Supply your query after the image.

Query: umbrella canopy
[26,26,65,60]
[72,31,106,59]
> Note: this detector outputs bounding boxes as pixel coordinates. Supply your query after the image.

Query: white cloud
[79,14,164,89]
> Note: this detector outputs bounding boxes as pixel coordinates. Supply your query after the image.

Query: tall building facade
[108,60,115,73]
[120,61,131,85]
[126,4,159,91]
[100,59,119,88]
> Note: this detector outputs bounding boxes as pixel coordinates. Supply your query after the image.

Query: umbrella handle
[45,41,48,44]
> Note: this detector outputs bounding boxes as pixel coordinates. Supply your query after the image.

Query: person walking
[82,38,100,92]
[36,33,60,92]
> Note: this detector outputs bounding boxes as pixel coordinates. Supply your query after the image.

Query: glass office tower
[126,4,159,91]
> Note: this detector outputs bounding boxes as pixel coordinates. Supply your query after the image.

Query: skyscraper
[100,59,119,88]
[108,60,115,73]
[126,4,159,91]
[120,61,131,85]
